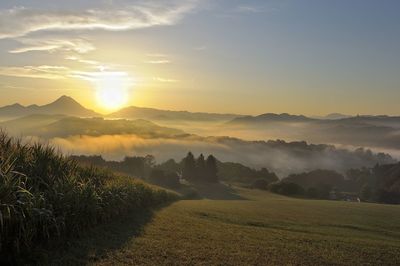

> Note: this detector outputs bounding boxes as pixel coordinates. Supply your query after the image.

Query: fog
[49,134,395,177]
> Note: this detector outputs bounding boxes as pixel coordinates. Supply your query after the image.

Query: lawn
[52,187,400,265]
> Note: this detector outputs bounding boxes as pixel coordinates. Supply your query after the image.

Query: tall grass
[0,131,177,262]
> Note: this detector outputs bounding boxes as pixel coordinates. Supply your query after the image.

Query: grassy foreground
[78,187,400,266]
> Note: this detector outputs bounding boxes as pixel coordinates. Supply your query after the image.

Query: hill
[226,113,400,150]
[108,105,243,122]
[230,113,314,124]
[0,115,185,138]
[48,187,400,265]
[312,113,351,120]
[0,95,100,119]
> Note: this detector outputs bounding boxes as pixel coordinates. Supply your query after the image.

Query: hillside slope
[50,188,400,265]
[0,132,177,263]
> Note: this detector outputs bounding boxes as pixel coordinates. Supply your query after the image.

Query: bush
[0,132,177,263]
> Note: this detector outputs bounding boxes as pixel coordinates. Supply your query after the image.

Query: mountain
[336,115,400,128]
[0,115,185,139]
[313,113,351,120]
[0,96,100,119]
[0,114,395,176]
[108,106,243,122]
[229,113,315,124]
[0,114,66,135]
[223,112,400,150]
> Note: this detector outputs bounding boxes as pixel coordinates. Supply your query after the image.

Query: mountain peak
[10,103,24,108]
[53,95,78,104]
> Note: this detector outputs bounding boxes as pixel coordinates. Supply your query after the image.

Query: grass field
[51,186,400,265]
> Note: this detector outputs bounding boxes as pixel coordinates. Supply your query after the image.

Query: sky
[0,0,399,115]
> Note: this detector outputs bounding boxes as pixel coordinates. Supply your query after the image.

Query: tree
[196,154,206,181]
[257,168,279,183]
[205,155,218,183]
[149,169,180,188]
[317,183,332,199]
[252,179,269,190]
[359,184,372,201]
[182,152,196,181]
[306,187,318,198]
[269,182,304,196]
[157,159,180,174]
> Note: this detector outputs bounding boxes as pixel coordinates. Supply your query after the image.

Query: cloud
[145,60,171,64]
[0,65,69,79]
[146,53,169,57]
[0,62,133,82]
[9,37,95,54]
[233,6,265,13]
[0,1,200,39]
[65,55,101,67]
[153,77,179,83]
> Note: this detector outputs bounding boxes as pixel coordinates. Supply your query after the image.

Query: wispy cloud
[9,37,95,54]
[153,77,179,83]
[145,60,171,64]
[65,56,100,66]
[0,65,129,83]
[146,53,169,57]
[0,1,200,39]
[233,6,265,14]
[0,65,69,80]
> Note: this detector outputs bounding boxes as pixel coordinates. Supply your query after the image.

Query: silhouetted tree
[205,155,218,183]
[269,182,304,196]
[149,169,180,188]
[182,152,196,181]
[317,183,332,199]
[156,159,180,174]
[257,168,279,183]
[306,187,318,198]
[359,184,373,201]
[196,154,206,181]
[252,179,269,190]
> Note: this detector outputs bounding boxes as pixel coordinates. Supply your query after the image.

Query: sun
[93,71,131,111]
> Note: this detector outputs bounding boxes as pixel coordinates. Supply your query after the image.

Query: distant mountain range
[0,96,397,175]
[2,96,399,125]
[229,113,314,124]
[0,115,184,139]
[108,106,242,121]
[225,112,400,150]
[0,95,100,119]
[228,112,400,126]
[1,96,400,151]
[0,96,242,122]
[313,113,351,120]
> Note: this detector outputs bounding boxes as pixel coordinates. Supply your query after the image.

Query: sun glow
[92,71,132,111]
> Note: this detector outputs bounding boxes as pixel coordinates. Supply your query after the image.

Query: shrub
[0,132,177,263]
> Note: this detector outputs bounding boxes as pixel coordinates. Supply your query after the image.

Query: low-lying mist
[48,134,394,177]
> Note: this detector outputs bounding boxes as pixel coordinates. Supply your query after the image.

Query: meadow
[51,187,400,265]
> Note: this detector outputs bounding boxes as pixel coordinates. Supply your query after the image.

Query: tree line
[181,152,218,183]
